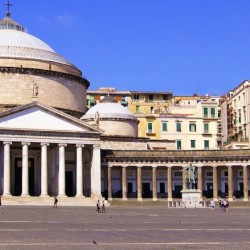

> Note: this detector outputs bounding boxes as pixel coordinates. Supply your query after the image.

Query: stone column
[76,144,84,197]
[3,141,12,196]
[167,166,173,201]
[108,165,112,201]
[228,165,234,201]
[137,166,142,201]
[58,144,67,196]
[40,143,49,196]
[91,145,101,198]
[182,166,186,190]
[212,166,218,201]
[21,142,30,196]
[122,166,127,201]
[243,165,249,201]
[197,166,203,199]
[152,166,157,201]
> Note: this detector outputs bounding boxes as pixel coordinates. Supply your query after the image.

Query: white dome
[0,30,74,65]
[83,102,137,121]
[0,29,54,52]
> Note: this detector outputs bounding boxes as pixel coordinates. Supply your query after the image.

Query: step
[0,196,99,207]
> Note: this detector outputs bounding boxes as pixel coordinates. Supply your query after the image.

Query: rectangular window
[189,123,196,132]
[147,122,153,133]
[203,107,208,118]
[176,122,182,132]
[174,171,182,177]
[211,108,216,118]
[162,122,168,132]
[134,94,139,100]
[204,123,209,133]
[177,140,182,149]
[190,140,196,148]
[204,140,209,149]
[206,171,213,177]
[149,94,154,101]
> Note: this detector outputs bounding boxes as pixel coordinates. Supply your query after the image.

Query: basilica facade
[0,10,249,204]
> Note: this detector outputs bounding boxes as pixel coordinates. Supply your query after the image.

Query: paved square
[0,205,250,249]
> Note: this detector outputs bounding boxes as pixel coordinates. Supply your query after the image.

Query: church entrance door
[65,171,74,197]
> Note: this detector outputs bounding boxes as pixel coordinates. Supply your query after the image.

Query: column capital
[41,143,49,147]
[21,142,30,146]
[243,165,248,169]
[58,143,67,147]
[152,165,158,168]
[122,165,127,168]
[3,141,12,145]
[108,162,113,168]
[93,144,100,149]
[76,144,85,148]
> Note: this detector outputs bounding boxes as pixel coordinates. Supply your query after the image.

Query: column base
[228,198,234,202]
[108,197,113,201]
[213,198,218,201]
[168,198,173,202]
[122,197,128,201]
[243,197,249,201]
[137,197,143,201]
[21,194,30,197]
[91,193,102,199]
[3,193,12,197]
[58,194,67,197]
[40,194,49,197]
[153,198,158,201]
[75,194,85,198]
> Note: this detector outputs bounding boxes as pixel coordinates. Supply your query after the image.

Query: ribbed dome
[0,14,74,66]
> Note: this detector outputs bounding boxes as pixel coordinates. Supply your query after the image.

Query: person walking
[222,199,227,212]
[101,200,105,213]
[210,199,215,211]
[53,196,58,208]
[96,200,100,213]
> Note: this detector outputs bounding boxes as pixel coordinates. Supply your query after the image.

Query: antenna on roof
[4,0,12,17]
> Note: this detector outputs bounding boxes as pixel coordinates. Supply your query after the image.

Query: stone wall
[0,72,87,114]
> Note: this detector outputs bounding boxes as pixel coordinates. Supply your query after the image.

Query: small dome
[82,102,137,121]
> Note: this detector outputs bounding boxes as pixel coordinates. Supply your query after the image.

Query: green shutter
[204,140,209,149]
[203,107,208,117]
[211,108,215,118]
[162,122,167,131]
[176,122,181,132]
[148,123,153,132]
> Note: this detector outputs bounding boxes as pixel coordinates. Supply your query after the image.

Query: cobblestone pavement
[0,205,250,249]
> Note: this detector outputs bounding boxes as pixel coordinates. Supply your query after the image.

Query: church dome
[83,96,137,121]
[81,96,138,137]
[0,10,89,117]
[0,14,73,66]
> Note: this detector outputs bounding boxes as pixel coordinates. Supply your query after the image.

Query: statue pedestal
[181,189,202,207]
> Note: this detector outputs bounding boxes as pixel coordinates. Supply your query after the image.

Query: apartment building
[221,81,250,149]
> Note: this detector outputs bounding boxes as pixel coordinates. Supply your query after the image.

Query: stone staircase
[1,196,98,207]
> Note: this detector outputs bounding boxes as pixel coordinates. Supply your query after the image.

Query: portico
[0,103,102,199]
[102,150,250,202]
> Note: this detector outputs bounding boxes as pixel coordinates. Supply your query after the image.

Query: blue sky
[6,0,250,95]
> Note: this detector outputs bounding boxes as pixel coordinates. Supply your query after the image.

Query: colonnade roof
[103,149,250,162]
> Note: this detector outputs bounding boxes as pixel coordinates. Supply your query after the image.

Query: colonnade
[106,164,249,201]
[2,141,101,198]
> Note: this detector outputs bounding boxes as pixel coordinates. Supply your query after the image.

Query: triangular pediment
[0,102,102,134]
